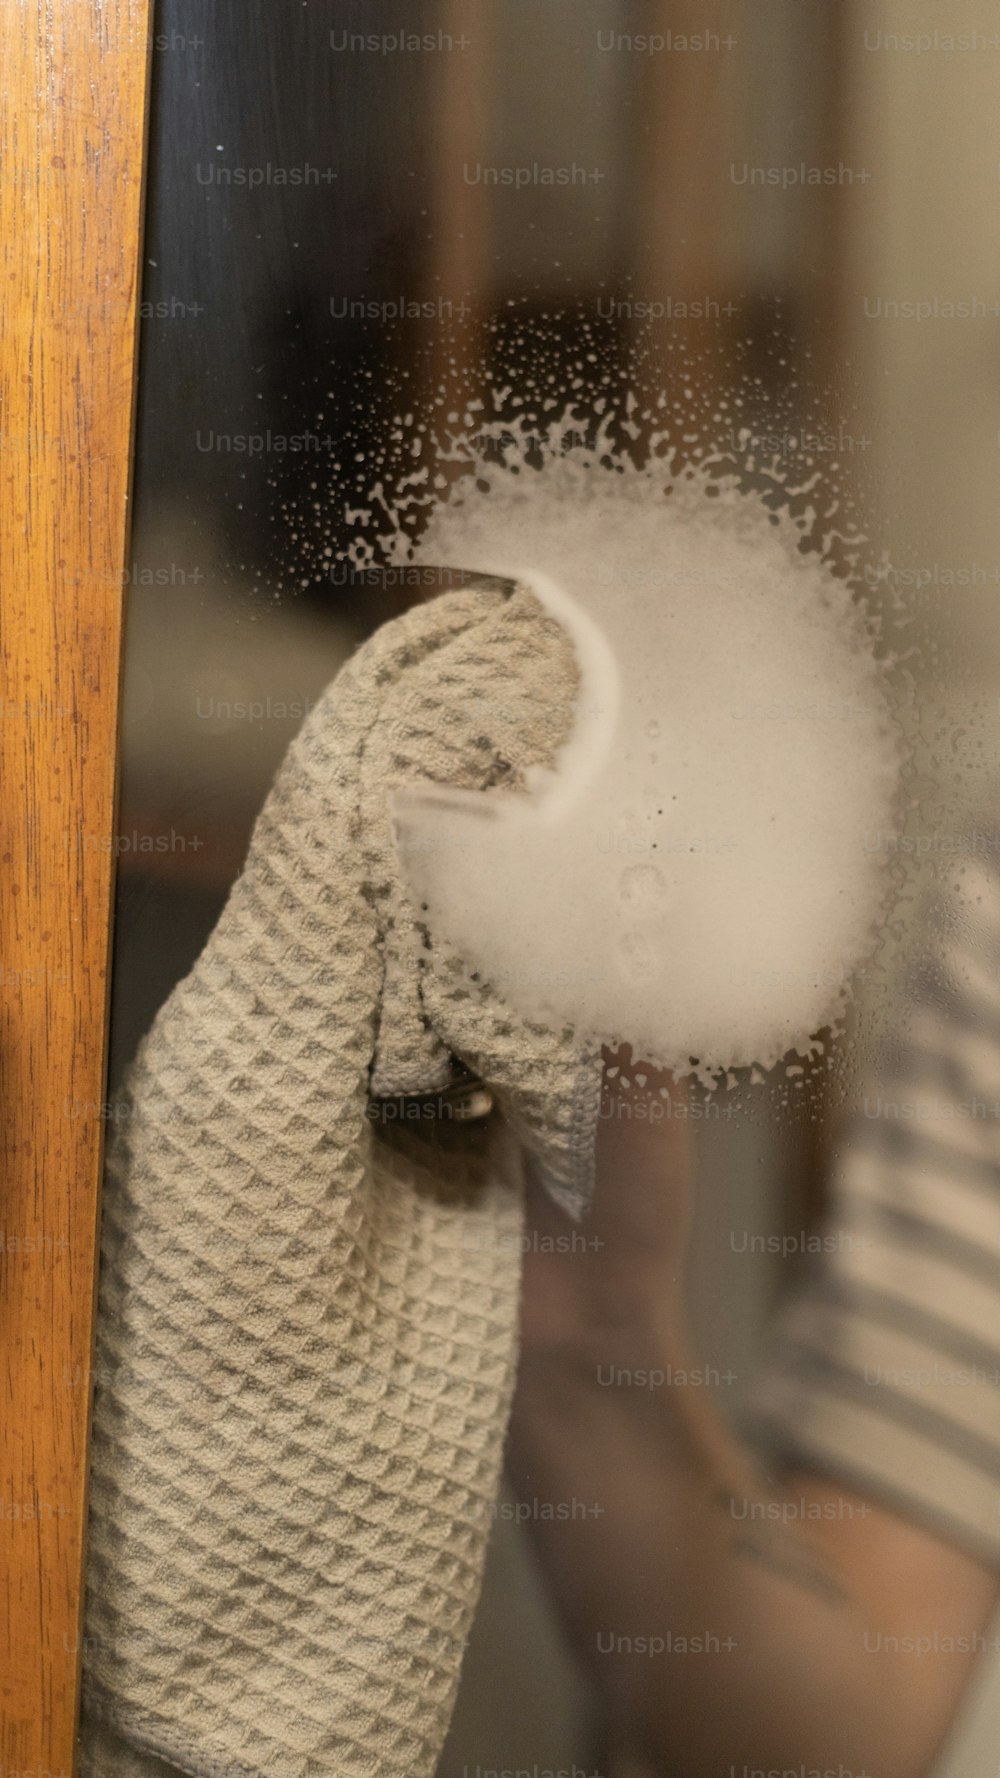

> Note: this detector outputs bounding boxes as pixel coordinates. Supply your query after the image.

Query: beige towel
[76,582,602,1778]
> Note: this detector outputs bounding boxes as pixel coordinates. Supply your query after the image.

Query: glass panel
[84,4,1000,1775]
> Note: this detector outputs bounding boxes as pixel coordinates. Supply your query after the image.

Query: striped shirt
[750,854,1000,1563]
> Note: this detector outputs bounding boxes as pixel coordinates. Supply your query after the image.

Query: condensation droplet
[617,929,653,976]
[619,864,668,908]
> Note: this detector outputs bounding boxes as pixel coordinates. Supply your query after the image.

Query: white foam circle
[392,460,902,1074]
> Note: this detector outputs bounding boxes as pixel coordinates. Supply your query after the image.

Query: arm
[507,1051,1000,1778]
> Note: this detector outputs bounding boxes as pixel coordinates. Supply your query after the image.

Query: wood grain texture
[423,0,490,406]
[0,1,152,1768]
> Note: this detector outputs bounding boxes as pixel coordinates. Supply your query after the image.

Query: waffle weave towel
[75,581,602,1778]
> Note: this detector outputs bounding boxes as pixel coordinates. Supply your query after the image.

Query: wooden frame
[0,1,153,1768]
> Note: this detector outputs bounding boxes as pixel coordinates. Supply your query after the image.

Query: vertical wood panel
[424,0,491,408]
[633,0,742,403]
[639,0,739,298]
[0,1,152,1768]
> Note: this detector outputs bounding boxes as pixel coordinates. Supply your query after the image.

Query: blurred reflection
[107,1,1000,1774]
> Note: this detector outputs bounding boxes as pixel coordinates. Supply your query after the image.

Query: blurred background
[110,1,1000,1770]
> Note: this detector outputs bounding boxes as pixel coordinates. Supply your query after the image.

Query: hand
[518,1042,696,1365]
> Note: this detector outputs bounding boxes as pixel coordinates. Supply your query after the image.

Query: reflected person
[511,859,1000,1778]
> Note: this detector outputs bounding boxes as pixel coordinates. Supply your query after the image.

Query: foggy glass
[103,3,1000,1774]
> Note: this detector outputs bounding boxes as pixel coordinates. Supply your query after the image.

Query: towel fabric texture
[75,582,603,1778]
